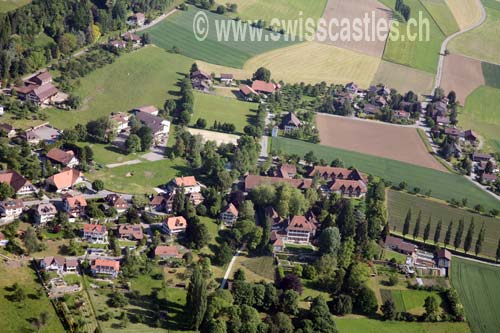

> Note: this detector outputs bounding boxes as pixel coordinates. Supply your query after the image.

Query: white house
[91,259,120,278]
[162,216,188,235]
[35,202,57,225]
[168,176,202,194]
[286,215,317,244]
[0,199,24,221]
[83,223,108,244]
[220,203,239,226]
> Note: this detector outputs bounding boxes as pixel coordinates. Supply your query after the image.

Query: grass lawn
[164,288,195,333]
[482,61,500,89]
[190,92,258,134]
[421,0,460,35]
[335,317,470,333]
[45,46,192,129]
[0,261,65,333]
[387,190,500,258]
[459,85,500,153]
[0,0,30,12]
[380,0,445,73]
[142,8,296,68]
[449,4,500,64]
[451,257,500,333]
[240,256,275,281]
[75,142,140,166]
[383,249,408,264]
[270,137,500,211]
[86,158,191,194]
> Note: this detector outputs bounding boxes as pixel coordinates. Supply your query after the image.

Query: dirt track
[316,114,448,172]
[441,53,485,104]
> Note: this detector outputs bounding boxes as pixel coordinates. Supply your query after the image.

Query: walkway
[220,246,244,289]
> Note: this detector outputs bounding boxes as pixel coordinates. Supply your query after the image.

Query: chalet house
[251,80,279,94]
[462,129,478,143]
[281,112,302,133]
[34,202,57,225]
[46,168,83,192]
[220,203,239,226]
[117,224,143,241]
[266,206,286,231]
[345,82,358,94]
[109,40,127,49]
[135,111,170,145]
[110,112,130,132]
[239,84,257,100]
[244,175,313,192]
[472,152,492,163]
[436,249,451,269]
[0,123,16,138]
[39,256,78,273]
[0,170,37,196]
[276,164,297,179]
[286,215,317,244]
[83,223,108,244]
[155,245,181,259]
[0,199,24,221]
[134,105,159,116]
[105,194,129,212]
[122,32,141,46]
[190,70,212,92]
[363,104,381,116]
[220,73,234,85]
[14,71,59,105]
[150,193,174,213]
[270,231,285,252]
[168,176,202,194]
[0,232,9,247]
[91,259,120,278]
[63,195,87,218]
[46,148,79,168]
[384,235,417,255]
[187,192,204,207]
[129,12,145,26]
[162,216,188,235]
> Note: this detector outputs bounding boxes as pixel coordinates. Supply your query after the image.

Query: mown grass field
[459,85,500,153]
[387,190,500,258]
[372,60,435,95]
[191,92,257,134]
[380,0,445,73]
[0,260,65,333]
[270,137,500,211]
[87,158,191,194]
[445,0,482,29]
[388,289,444,315]
[336,317,470,333]
[451,257,500,333]
[421,0,460,35]
[449,3,500,64]
[46,46,192,129]
[142,8,296,68]
[0,0,30,12]
[482,61,500,89]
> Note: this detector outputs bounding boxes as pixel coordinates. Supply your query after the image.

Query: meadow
[270,137,500,211]
[451,257,500,333]
[0,260,65,333]
[380,0,445,73]
[459,85,500,152]
[46,46,192,129]
[421,0,460,35]
[335,317,470,333]
[449,4,500,64]
[0,0,30,12]
[191,92,257,134]
[142,8,296,68]
[371,60,435,95]
[387,190,500,258]
[482,61,500,89]
[445,0,482,29]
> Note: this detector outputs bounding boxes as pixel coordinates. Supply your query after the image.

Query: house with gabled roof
[91,259,120,278]
[35,202,57,225]
[135,111,170,145]
[46,148,79,168]
[105,194,129,212]
[46,168,83,192]
[239,84,257,100]
[162,216,188,235]
[83,223,108,243]
[276,164,297,179]
[155,245,181,259]
[0,170,37,196]
[150,193,174,213]
[281,112,302,133]
[117,224,143,241]
[251,80,279,94]
[286,215,317,244]
[128,12,145,26]
[63,195,87,218]
[220,203,239,226]
[0,199,24,221]
[168,176,202,194]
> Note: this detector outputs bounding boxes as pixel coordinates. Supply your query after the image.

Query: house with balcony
[91,259,120,278]
[83,223,108,244]
[34,202,57,225]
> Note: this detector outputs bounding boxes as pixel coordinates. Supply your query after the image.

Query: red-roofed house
[327,179,367,198]
[117,224,143,241]
[251,80,279,94]
[63,195,87,218]
[220,203,239,226]
[129,12,145,26]
[0,170,37,196]
[286,216,317,244]
[239,84,257,100]
[436,249,451,268]
[169,176,202,194]
[105,194,129,212]
[162,216,188,235]
[46,148,79,168]
[276,164,297,179]
[270,230,285,252]
[46,168,83,192]
[154,245,181,259]
[83,224,108,243]
[134,105,159,116]
[91,259,120,278]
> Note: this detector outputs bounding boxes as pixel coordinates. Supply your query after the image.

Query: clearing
[380,0,445,73]
[448,4,500,64]
[459,86,500,153]
[270,136,500,211]
[421,0,460,35]
[372,60,435,96]
[188,128,240,145]
[387,190,500,258]
[451,257,500,333]
[191,92,257,135]
[141,8,296,68]
[441,53,485,104]
[336,317,470,333]
[0,0,30,12]
[445,0,482,29]
[318,0,392,57]
[315,114,447,171]
[482,61,500,89]
[46,46,192,129]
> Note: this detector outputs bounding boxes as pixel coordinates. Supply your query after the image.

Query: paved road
[434,0,486,91]
[220,246,244,289]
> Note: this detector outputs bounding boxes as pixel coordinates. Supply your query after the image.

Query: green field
[459,86,500,152]
[270,137,500,211]
[449,4,500,64]
[372,60,435,95]
[380,0,445,73]
[142,8,296,68]
[336,317,470,333]
[87,158,191,194]
[482,62,500,89]
[387,190,500,258]
[46,46,192,129]
[421,0,460,35]
[451,257,500,333]
[0,261,65,333]
[191,92,257,134]
[0,0,30,12]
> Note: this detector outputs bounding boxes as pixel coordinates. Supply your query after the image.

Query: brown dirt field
[441,53,485,104]
[316,114,448,171]
[318,0,392,58]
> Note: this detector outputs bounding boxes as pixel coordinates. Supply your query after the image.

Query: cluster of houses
[12,71,67,107]
[150,176,204,214]
[109,31,143,49]
[239,80,280,101]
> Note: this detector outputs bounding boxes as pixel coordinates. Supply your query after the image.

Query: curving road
[434,0,487,90]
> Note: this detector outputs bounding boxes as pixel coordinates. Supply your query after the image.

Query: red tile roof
[287,216,316,232]
[0,170,33,193]
[92,259,120,271]
[118,224,143,240]
[154,245,180,257]
[65,195,87,208]
[251,80,278,94]
[83,223,106,234]
[46,168,82,190]
[223,203,239,217]
[165,216,187,231]
[239,84,257,96]
[47,148,76,165]
[174,176,197,187]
